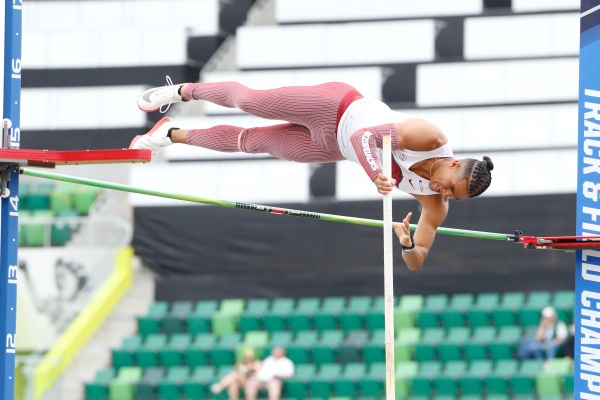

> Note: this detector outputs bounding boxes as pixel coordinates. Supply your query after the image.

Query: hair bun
[483,156,494,171]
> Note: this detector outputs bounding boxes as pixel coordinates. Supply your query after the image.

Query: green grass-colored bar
[22,168,511,242]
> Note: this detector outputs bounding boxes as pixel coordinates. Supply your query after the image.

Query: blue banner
[1,0,21,398]
[576,2,600,398]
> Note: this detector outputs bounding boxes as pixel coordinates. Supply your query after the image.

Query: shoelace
[159,75,177,114]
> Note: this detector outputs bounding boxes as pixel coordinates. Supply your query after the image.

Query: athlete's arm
[348,123,400,183]
[393,194,448,271]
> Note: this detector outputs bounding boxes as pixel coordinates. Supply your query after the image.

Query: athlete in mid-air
[131,79,493,270]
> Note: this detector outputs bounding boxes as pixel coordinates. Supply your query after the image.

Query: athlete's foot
[210,383,222,394]
[129,117,178,156]
[137,75,188,113]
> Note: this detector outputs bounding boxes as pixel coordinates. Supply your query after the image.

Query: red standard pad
[0,149,151,167]
[518,234,600,250]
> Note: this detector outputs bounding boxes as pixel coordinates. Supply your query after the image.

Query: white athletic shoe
[129,117,177,156]
[137,76,186,113]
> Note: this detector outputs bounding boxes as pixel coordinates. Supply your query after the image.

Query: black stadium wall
[132,193,576,302]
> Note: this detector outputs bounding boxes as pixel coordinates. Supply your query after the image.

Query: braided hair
[460,156,494,198]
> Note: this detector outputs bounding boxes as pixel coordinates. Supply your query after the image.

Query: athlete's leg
[172,123,345,163]
[182,81,357,151]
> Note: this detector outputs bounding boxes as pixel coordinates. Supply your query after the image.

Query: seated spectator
[211,348,262,400]
[518,306,568,360]
[244,346,295,400]
[559,323,575,361]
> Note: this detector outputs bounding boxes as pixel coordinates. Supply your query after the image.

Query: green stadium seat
[160,333,192,367]
[296,297,321,314]
[194,300,219,315]
[184,344,209,369]
[138,302,169,336]
[438,327,469,362]
[283,363,316,398]
[22,210,53,247]
[518,307,542,328]
[417,309,439,329]
[112,336,142,370]
[288,312,312,333]
[465,308,489,328]
[484,359,518,395]
[487,395,510,400]
[239,313,262,334]
[158,366,189,400]
[397,294,424,313]
[544,357,572,375]
[262,312,288,333]
[338,330,367,363]
[411,361,441,397]
[489,326,521,361]
[414,328,444,362]
[394,309,415,330]
[536,373,562,397]
[270,298,295,314]
[474,293,500,310]
[364,310,385,331]
[424,294,449,312]
[136,334,168,368]
[433,374,457,396]
[564,372,574,396]
[162,301,193,334]
[210,333,241,366]
[246,298,270,314]
[110,367,142,400]
[182,366,214,400]
[339,310,364,332]
[500,292,526,309]
[397,327,420,345]
[187,301,217,334]
[51,211,76,246]
[309,363,342,398]
[449,293,475,311]
[458,360,491,395]
[85,368,115,400]
[49,190,74,215]
[411,375,433,397]
[313,330,342,365]
[321,297,346,313]
[510,359,543,395]
[264,331,294,355]
[440,309,465,328]
[289,298,320,332]
[73,186,100,215]
[135,367,165,400]
[463,326,495,361]
[219,298,245,315]
[358,363,385,397]
[394,361,418,398]
[491,308,517,328]
[287,345,311,364]
[363,333,385,365]
[333,362,367,397]
[212,313,237,335]
[347,296,373,313]
[525,291,552,309]
[25,192,50,211]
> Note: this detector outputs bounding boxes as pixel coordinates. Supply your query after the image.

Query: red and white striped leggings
[182,81,362,163]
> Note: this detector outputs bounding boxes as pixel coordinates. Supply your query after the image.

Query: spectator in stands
[132,79,493,271]
[210,348,262,400]
[559,323,575,361]
[244,346,295,400]
[518,306,568,360]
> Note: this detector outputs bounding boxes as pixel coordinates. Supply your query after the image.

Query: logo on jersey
[399,154,407,161]
[361,131,379,171]
[408,179,425,192]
